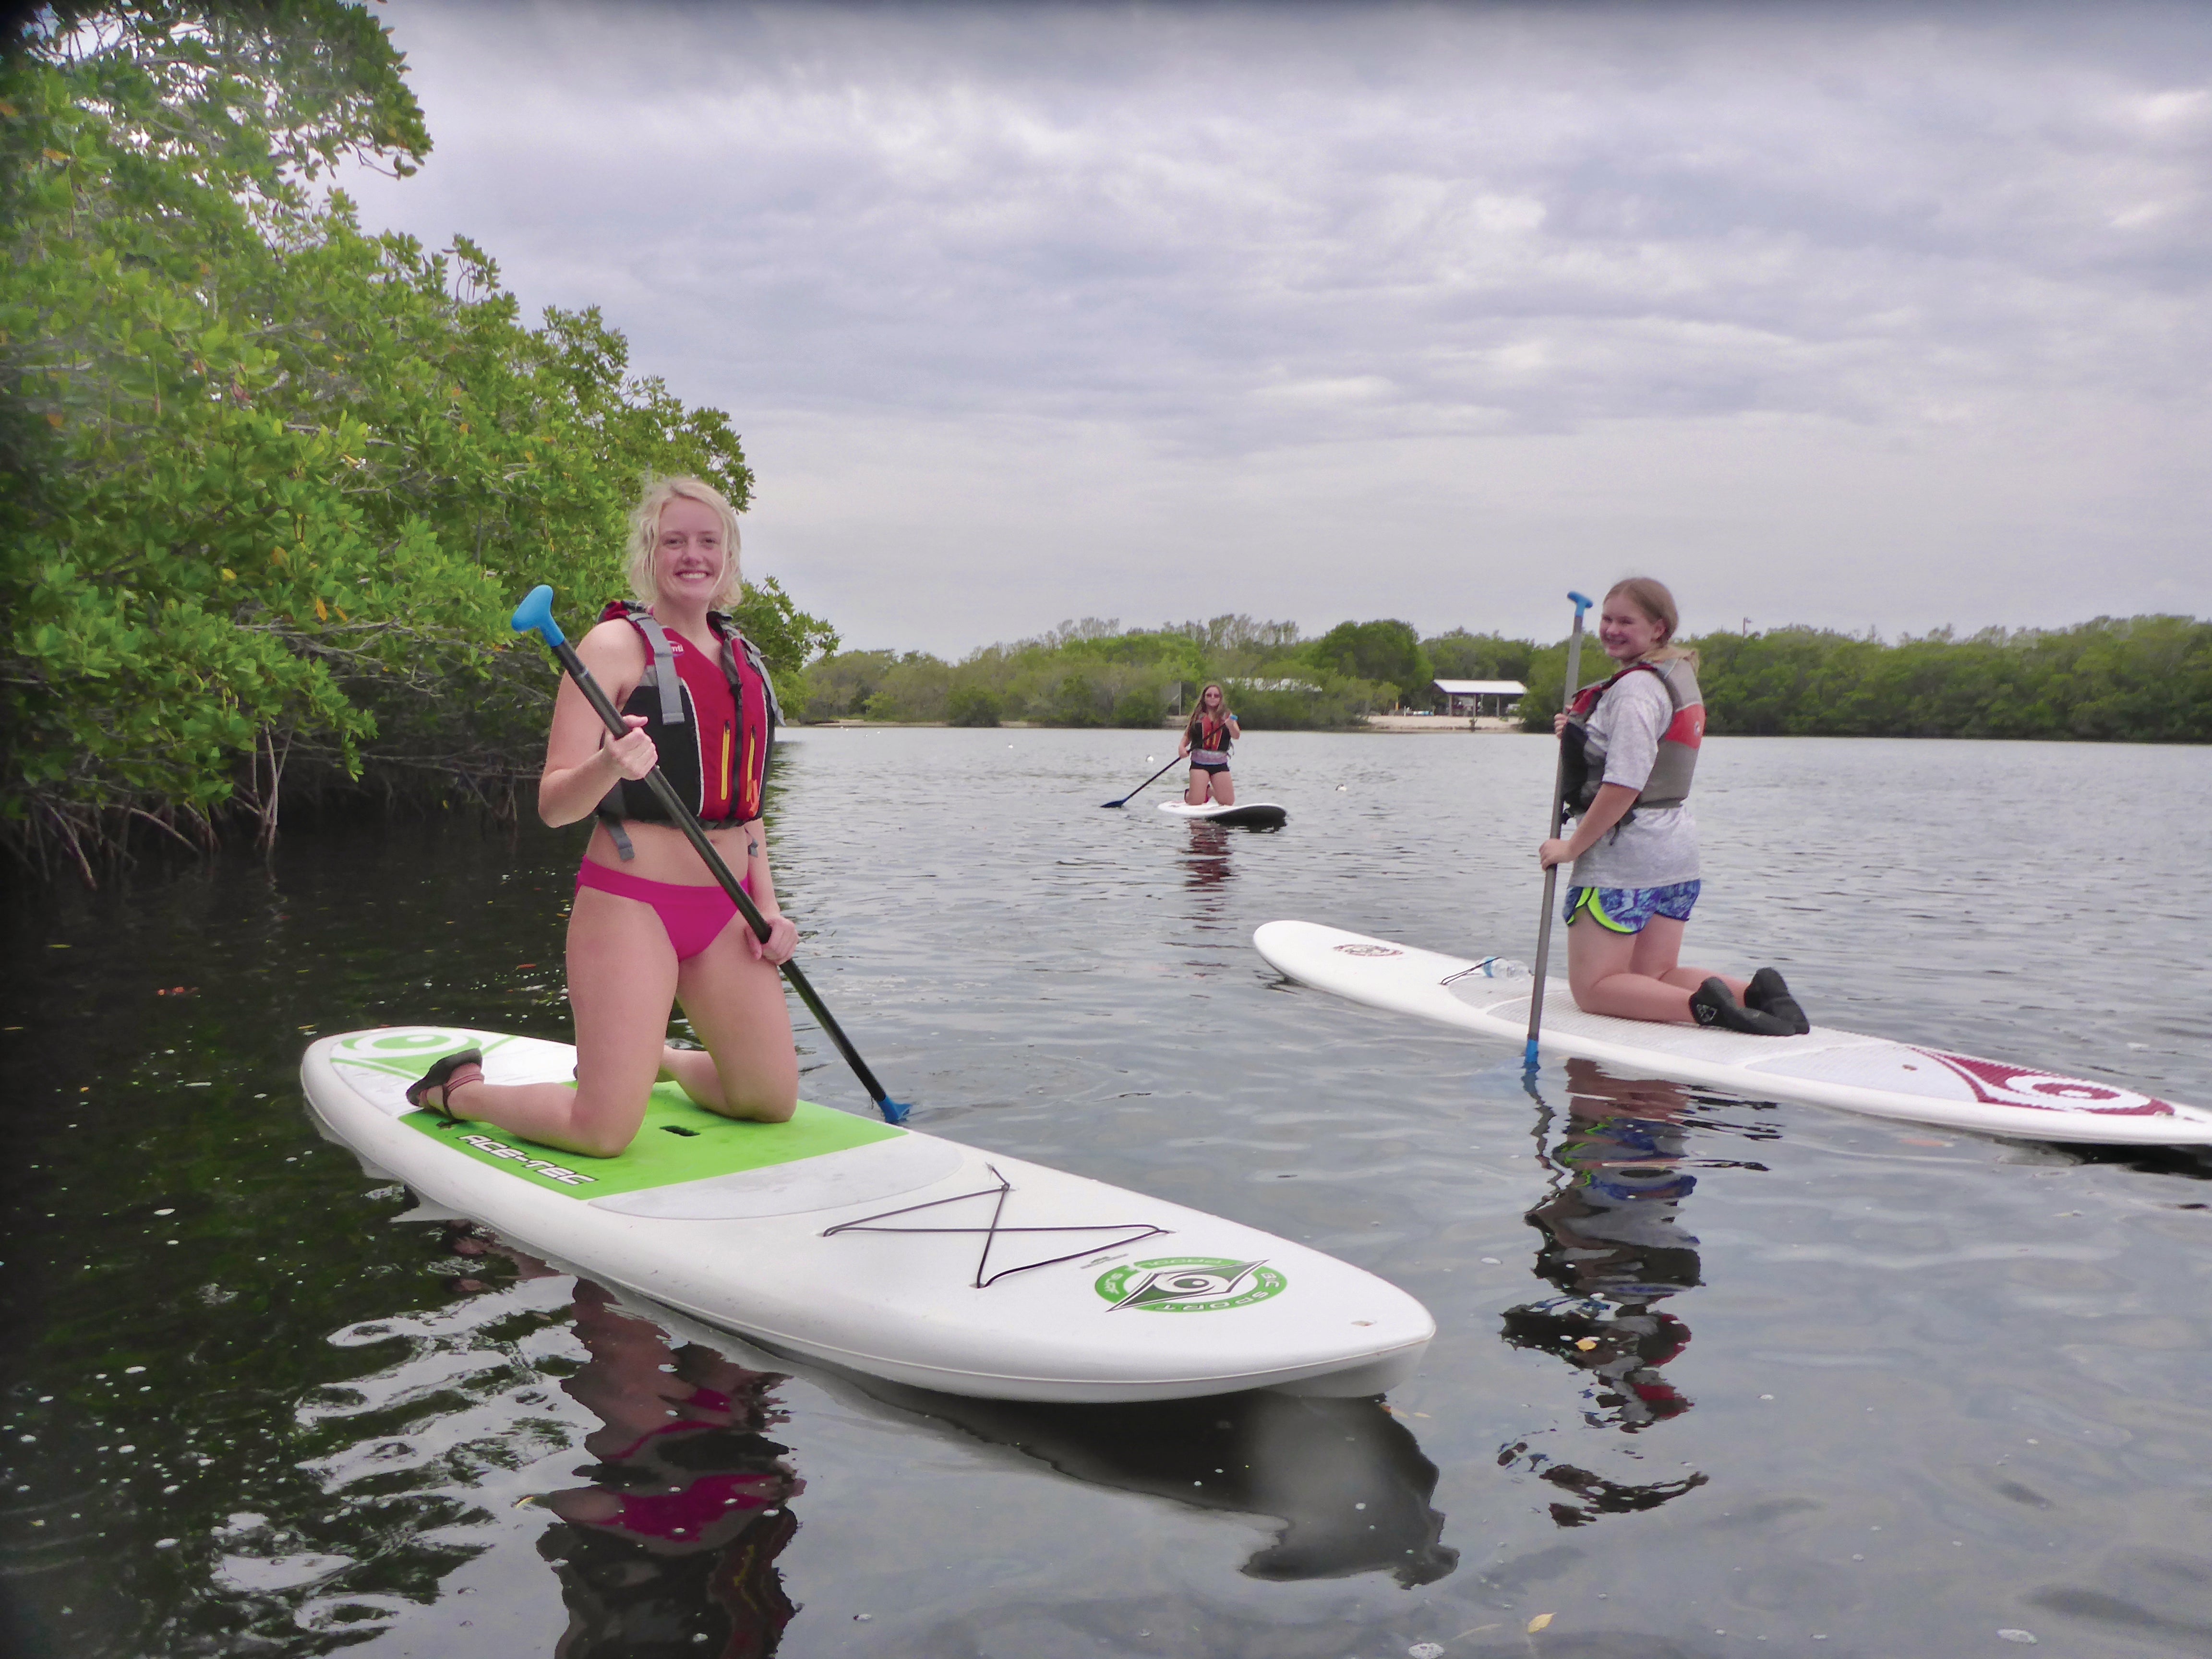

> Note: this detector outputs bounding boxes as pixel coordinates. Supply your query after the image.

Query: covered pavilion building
[1433,679,1526,718]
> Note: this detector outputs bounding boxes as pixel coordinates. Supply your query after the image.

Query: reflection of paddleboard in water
[540,1270,1458,1587]
[1157,799,1288,829]
[303,1026,1432,1402]
[855,1381,1457,1586]
[1254,920,2212,1146]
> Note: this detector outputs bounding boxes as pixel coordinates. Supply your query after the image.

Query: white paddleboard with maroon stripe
[1254,920,2212,1146]
[302,1026,1432,1402]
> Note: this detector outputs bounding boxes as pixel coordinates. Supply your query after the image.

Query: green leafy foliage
[946,684,1002,726]
[731,575,839,722]
[1305,618,1430,707]
[1,3,835,878]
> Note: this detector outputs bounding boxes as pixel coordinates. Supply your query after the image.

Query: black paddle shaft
[549,637,904,1118]
[1104,752,1183,808]
[1525,591,1594,1068]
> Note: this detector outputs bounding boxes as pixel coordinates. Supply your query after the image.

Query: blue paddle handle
[510,584,567,648]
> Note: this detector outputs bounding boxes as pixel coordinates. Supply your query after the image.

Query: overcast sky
[340,0,2212,656]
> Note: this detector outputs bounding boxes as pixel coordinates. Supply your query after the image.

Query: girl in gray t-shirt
[1536,578,1809,1036]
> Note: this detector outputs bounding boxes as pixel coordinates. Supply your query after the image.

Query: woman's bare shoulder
[576,616,649,664]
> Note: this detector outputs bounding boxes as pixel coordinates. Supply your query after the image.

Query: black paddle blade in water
[1105,755,1183,807]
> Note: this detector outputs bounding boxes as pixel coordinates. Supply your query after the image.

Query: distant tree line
[815,611,2210,747]
[804,614,1416,730]
[1,3,837,878]
[1519,617,2211,742]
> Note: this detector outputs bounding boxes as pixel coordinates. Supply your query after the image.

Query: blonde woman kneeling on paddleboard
[1178,684,1240,805]
[1536,578,1809,1036]
[405,476,801,1156]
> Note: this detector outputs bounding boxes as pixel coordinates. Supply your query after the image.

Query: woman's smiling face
[653,496,727,606]
[1598,594,1666,661]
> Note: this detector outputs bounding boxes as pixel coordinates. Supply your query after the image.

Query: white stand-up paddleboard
[302,1027,1432,1401]
[1158,799,1288,829]
[1255,921,2212,1146]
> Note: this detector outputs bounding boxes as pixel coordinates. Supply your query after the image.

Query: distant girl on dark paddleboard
[1178,683,1240,806]
[1537,577,1809,1036]
[406,476,801,1155]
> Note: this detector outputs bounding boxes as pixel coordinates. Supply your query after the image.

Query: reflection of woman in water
[1498,1060,1714,1527]
[1507,1061,1702,1431]
[442,1232,803,1656]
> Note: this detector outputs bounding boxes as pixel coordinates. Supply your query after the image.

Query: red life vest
[595,602,777,850]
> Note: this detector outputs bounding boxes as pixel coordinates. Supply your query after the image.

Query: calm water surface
[4,729,2211,1658]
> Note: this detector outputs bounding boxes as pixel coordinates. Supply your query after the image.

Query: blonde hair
[625,476,744,612]
[1607,577,1697,666]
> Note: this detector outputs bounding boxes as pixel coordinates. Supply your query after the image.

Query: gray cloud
[343,1,2212,652]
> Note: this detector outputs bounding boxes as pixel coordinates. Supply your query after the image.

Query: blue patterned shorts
[1563,879,1701,933]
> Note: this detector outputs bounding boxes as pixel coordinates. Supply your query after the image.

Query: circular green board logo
[337,1030,471,1058]
[1094,1256,1287,1314]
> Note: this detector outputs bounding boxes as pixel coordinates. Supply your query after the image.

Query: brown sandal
[406,1048,484,1120]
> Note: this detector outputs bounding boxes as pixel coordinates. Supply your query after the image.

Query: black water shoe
[1745,967,1812,1035]
[407,1047,484,1121]
[1688,978,1795,1036]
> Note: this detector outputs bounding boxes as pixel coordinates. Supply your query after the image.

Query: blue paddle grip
[510,584,566,648]
[1567,590,1594,616]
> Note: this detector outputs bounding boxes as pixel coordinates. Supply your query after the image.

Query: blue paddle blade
[510,584,565,647]
[878,1097,912,1126]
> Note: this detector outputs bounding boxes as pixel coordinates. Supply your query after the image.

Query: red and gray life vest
[1187,713,1233,765]
[1560,657,1703,816]
[596,601,780,858]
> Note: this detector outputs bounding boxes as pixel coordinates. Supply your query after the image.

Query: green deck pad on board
[405,1086,902,1199]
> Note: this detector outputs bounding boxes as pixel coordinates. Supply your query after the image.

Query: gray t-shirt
[1569,667,1700,890]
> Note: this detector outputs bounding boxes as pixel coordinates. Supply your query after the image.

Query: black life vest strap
[601,604,681,860]
[595,603,769,860]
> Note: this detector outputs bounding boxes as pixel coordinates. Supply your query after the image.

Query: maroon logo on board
[1916,1050,2173,1117]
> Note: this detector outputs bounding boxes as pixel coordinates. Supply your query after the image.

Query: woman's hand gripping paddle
[511,585,914,1125]
[1524,590,1596,1073]
[1102,753,1183,808]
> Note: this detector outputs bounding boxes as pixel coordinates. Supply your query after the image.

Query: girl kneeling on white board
[406,476,802,1156]
[1178,683,1239,805]
[1536,577,1809,1036]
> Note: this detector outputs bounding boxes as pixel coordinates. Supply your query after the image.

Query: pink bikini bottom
[576,861,750,962]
